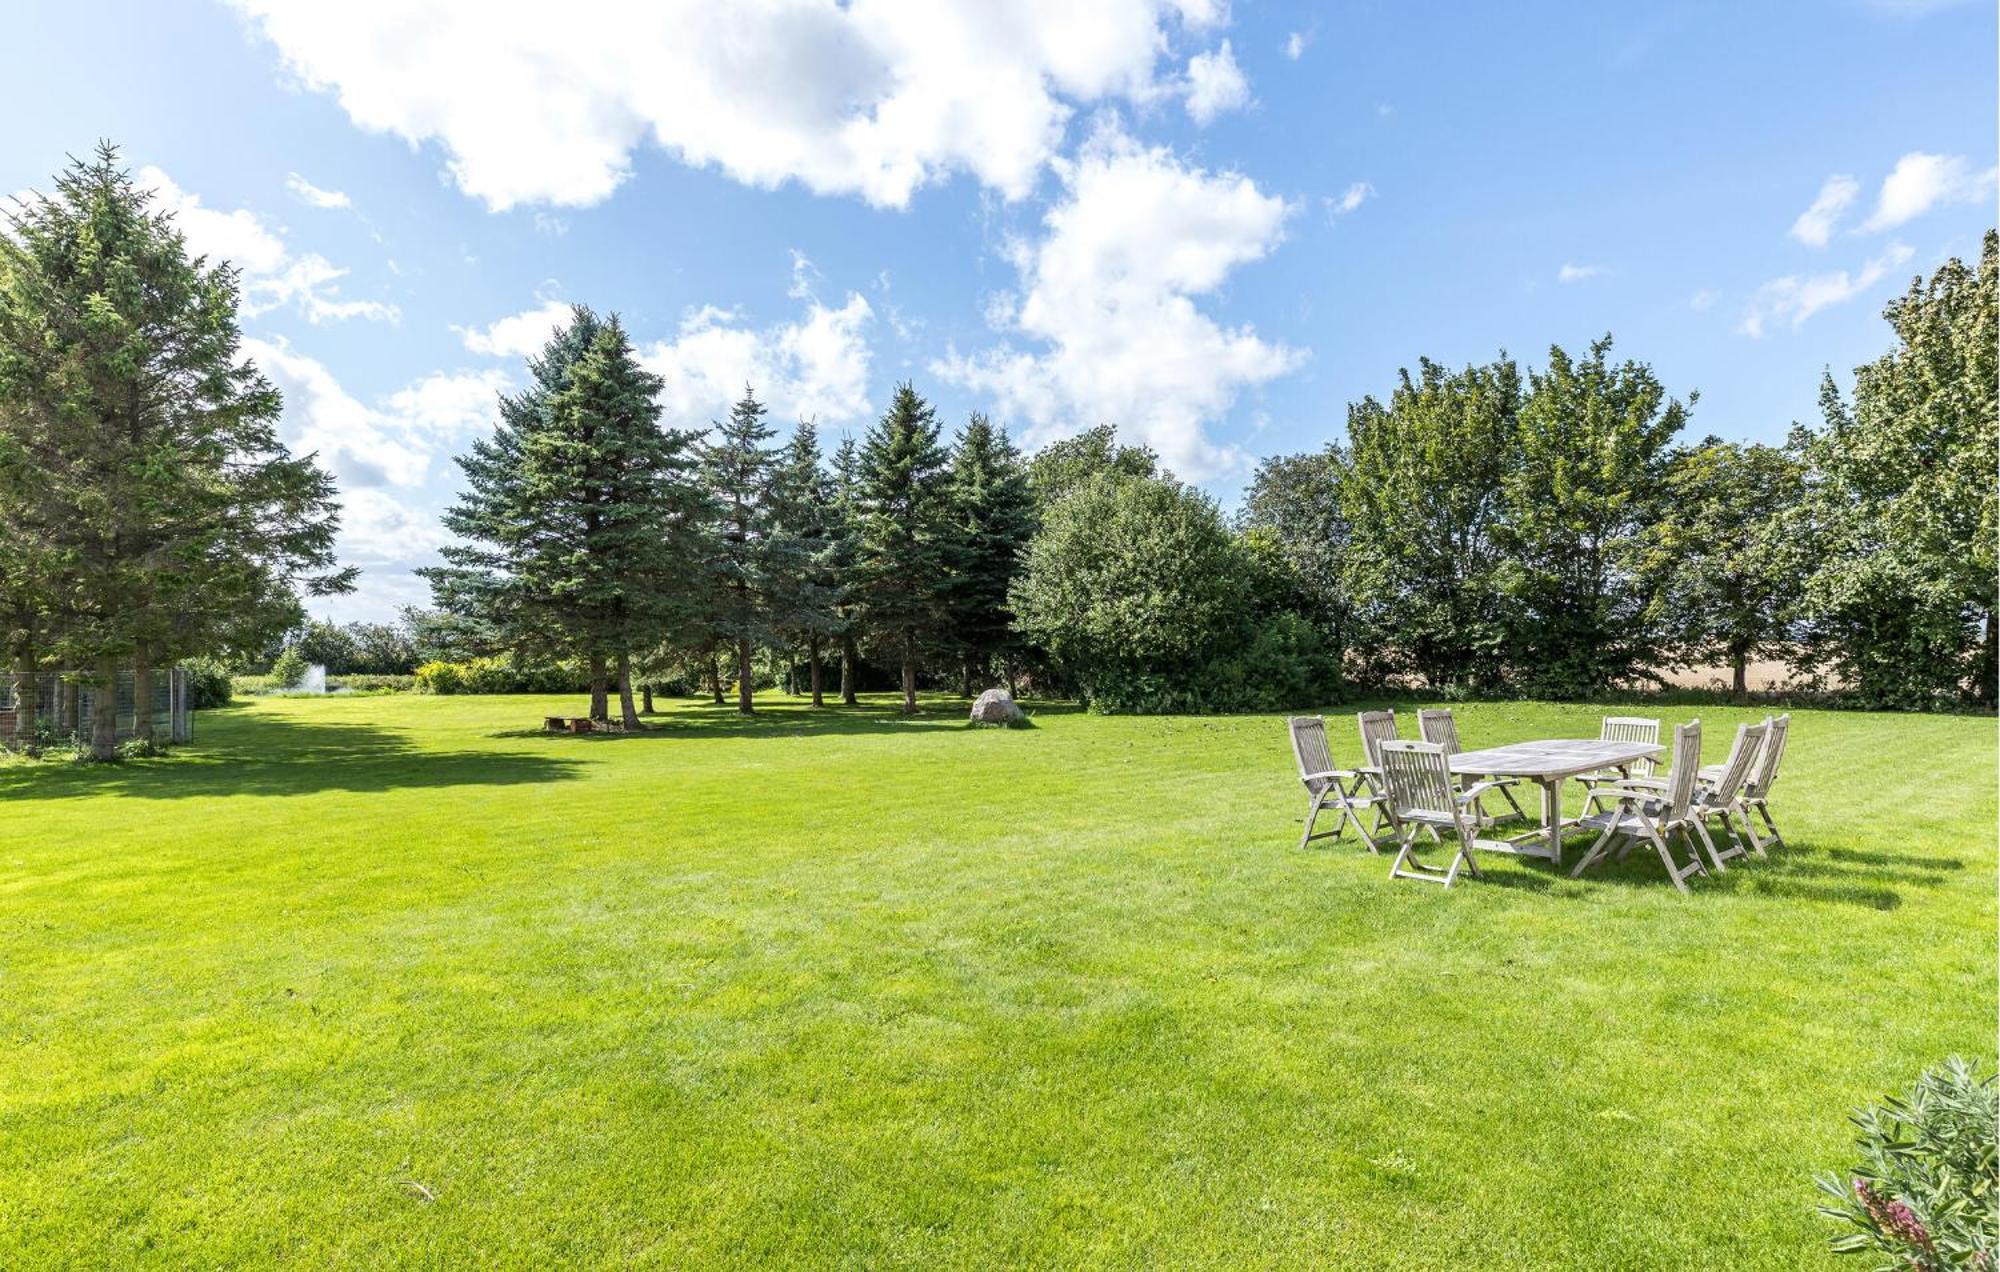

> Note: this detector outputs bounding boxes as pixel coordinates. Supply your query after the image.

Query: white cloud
[244,335,507,487]
[285,172,353,210]
[1738,241,1915,337]
[640,289,876,428]
[935,125,1301,479]
[1183,41,1249,124]
[1326,181,1373,216]
[1283,31,1308,60]
[140,166,397,323]
[1789,174,1858,247]
[1557,262,1602,283]
[1689,288,1718,312]
[1860,152,1997,232]
[456,298,577,358]
[228,0,1228,211]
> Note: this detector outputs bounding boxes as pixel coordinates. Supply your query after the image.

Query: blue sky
[5,0,1994,622]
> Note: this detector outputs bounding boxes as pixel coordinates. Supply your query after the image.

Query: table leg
[1543,778,1562,867]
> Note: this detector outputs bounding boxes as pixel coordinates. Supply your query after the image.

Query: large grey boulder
[969,688,1025,726]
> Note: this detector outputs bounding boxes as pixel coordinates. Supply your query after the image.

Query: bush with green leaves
[269,647,309,689]
[182,657,234,709]
[1815,1056,1997,1270]
[414,657,586,695]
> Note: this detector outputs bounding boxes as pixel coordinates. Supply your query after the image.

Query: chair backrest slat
[1416,708,1462,755]
[1746,713,1789,799]
[1379,740,1456,821]
[1666,720,1702,818]
[1357,709,1398,769]
[1288,716,1334,784]
[1711,721,1768,799]
[1600,715,1661,778]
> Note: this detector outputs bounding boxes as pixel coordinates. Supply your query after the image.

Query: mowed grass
[0,693,1990,1268]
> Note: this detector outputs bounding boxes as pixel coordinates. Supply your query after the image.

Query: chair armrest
[1456,778,1517,803]
[1301,769,1357,784]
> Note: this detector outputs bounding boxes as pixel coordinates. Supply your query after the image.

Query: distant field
[1,694,1990,1267]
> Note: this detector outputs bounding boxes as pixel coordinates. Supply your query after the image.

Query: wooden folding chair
[1416,707,1529,825]
[1576,715,1661,793]
[1377,740,1519,887]
[1701,713,1789,853]
[1571,720,1713,894]
[1287,716,1389,850]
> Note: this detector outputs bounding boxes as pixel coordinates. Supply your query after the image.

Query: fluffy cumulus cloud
[1326,181,1373,217]
[244,336,507,488]
[456,298,578,359]
[1860,152,1998,232]
[244,338,513,618]
[285,172,353,210]
[1556,262,1602,283]
[1789,174,1859,247]
[1738,241,1914,337]
[1183,41,1249,124]
[935,126,1301,478]
[639,282,876,428]
[140,167,396,323]
[227,0,1231,211]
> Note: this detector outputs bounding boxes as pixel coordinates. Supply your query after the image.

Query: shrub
[1815,1056,1997,1270]
[183,657,234,709]
[413,660,465,695]
[329,674,415,693]
[270,646,308,689]
[415,658,585,695]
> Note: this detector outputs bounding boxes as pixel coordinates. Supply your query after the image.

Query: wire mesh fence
[0,667,191,744]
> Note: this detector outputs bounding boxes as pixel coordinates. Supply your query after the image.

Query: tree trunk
[132,646,155,746]
[708,654,725,705]
[616,653,640,729]
[1978,610,1998,707]
[1731,649,1748,699]
[960,653,975,699]
[62,676,80,738]
[91,656,117,760]
[840,634,859,706]
[641,684,655,715]
[12,645,36,748]
[808,636,824,707]
[900,646,918,715]
[588,651,610,721]
[735,636,755,715]
[1004,660,1019,698]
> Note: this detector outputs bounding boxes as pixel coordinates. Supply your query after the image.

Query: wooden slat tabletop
[1449,738,1663,780]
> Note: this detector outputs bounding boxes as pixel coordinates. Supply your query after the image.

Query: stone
[969,687,1025,726]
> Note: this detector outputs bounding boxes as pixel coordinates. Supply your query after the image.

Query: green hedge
[413,658,587,695]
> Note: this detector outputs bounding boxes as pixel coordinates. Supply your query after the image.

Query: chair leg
[1647,826,1698,895]
[1754,801,1783,851]
[1689,818,1728,873]
[1703,811,1749,868]
[1497,783,1529,824]
[1299,792,1324,850]
[1570,824,1617,878]
[1389,828,1456,885]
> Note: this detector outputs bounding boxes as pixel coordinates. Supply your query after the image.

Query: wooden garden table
[1447,738,1665,866]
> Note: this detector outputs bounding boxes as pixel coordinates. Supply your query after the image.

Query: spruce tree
[428,310,704,724]
[854,383,952,714]
[828,436,865,705]
[699,387,779,714]
[766,421,842,705]
[0,144,350,755]
[943,414,1035,694]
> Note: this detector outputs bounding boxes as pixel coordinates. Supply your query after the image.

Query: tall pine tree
[828,436,866,705]
[0,144,350,755]
[766,421,842,706]
[943,414,1035,694]
[854,384,952,714]
[698,387,779,714]
[428,310,704,724]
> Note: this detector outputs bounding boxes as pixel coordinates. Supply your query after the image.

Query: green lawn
[1,693,1990,1268]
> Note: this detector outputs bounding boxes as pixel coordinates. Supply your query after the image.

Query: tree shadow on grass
[492,696,1075,742]
[1546,834,1909,909]
[0,709,585,800]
